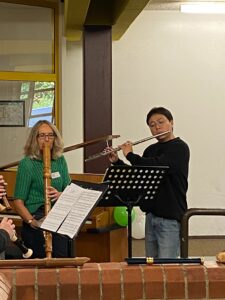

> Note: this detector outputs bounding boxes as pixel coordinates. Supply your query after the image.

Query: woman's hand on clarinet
[0,217,15,239]
[47,186,61,202]
[105,147,119,163]
[0,175,7,199]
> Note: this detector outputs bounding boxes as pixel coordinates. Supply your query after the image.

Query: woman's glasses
[38,133,55,139]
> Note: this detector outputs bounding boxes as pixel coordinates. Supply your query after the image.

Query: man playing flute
[107,107,190,258]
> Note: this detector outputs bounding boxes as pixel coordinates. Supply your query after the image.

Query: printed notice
[40,183,102,238]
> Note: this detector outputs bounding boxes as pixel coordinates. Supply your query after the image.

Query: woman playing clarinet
[13,120,71,258]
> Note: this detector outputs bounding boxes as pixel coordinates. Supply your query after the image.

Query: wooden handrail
[0,257,90,268]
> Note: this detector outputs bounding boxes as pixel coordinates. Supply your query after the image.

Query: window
[0,1,59,168]
[20,81,55,127]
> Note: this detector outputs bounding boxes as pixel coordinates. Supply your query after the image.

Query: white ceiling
[145,0,225,10]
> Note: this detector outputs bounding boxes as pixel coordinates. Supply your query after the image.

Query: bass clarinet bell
[11,234,33,259]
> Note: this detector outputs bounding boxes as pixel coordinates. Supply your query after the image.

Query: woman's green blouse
[14,156,71,213]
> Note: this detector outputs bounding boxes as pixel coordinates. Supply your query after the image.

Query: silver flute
[85,131,170,162]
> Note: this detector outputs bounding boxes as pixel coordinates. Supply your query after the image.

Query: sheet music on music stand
[40,182,108,239]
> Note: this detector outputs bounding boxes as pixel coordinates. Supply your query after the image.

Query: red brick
[185,265,206,299]
[207,265,225,298]
[163,265,185,299]
[121,263,143,300]
[142,265,164,299]
[3,260,225,300]
[79,263,100,300]
[58,268,79,300]
[81,262,99,271]
[37,268,57,299]
[100,262,121,270]
[16,269,35,300]
[100,262,121,300]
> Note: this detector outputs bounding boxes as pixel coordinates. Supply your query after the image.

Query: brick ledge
[1,260,225,300]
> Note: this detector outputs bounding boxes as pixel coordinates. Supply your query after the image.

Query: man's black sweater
[115,137,190,221]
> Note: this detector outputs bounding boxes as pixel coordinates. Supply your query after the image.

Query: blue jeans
[145,212,180,258]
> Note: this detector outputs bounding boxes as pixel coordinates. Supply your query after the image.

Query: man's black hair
[146,107,173,125]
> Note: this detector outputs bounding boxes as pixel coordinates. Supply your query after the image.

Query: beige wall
[112,10,225,236]
[62,9,225,235]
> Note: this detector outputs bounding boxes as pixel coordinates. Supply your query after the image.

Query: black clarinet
[11,234,33,258]
[126,257,204,265]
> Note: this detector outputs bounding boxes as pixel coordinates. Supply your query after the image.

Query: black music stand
[99,165,169,259]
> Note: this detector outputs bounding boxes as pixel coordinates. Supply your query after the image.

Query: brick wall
[1,260,225,300]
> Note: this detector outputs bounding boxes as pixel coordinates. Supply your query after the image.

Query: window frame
[0,0,60,128]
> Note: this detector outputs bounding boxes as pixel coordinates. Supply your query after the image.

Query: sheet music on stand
[40,182,108,239]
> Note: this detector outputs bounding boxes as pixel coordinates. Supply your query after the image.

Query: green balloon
[113,206,136,227]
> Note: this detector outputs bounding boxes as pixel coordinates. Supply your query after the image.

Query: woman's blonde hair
[24,120,64,160]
